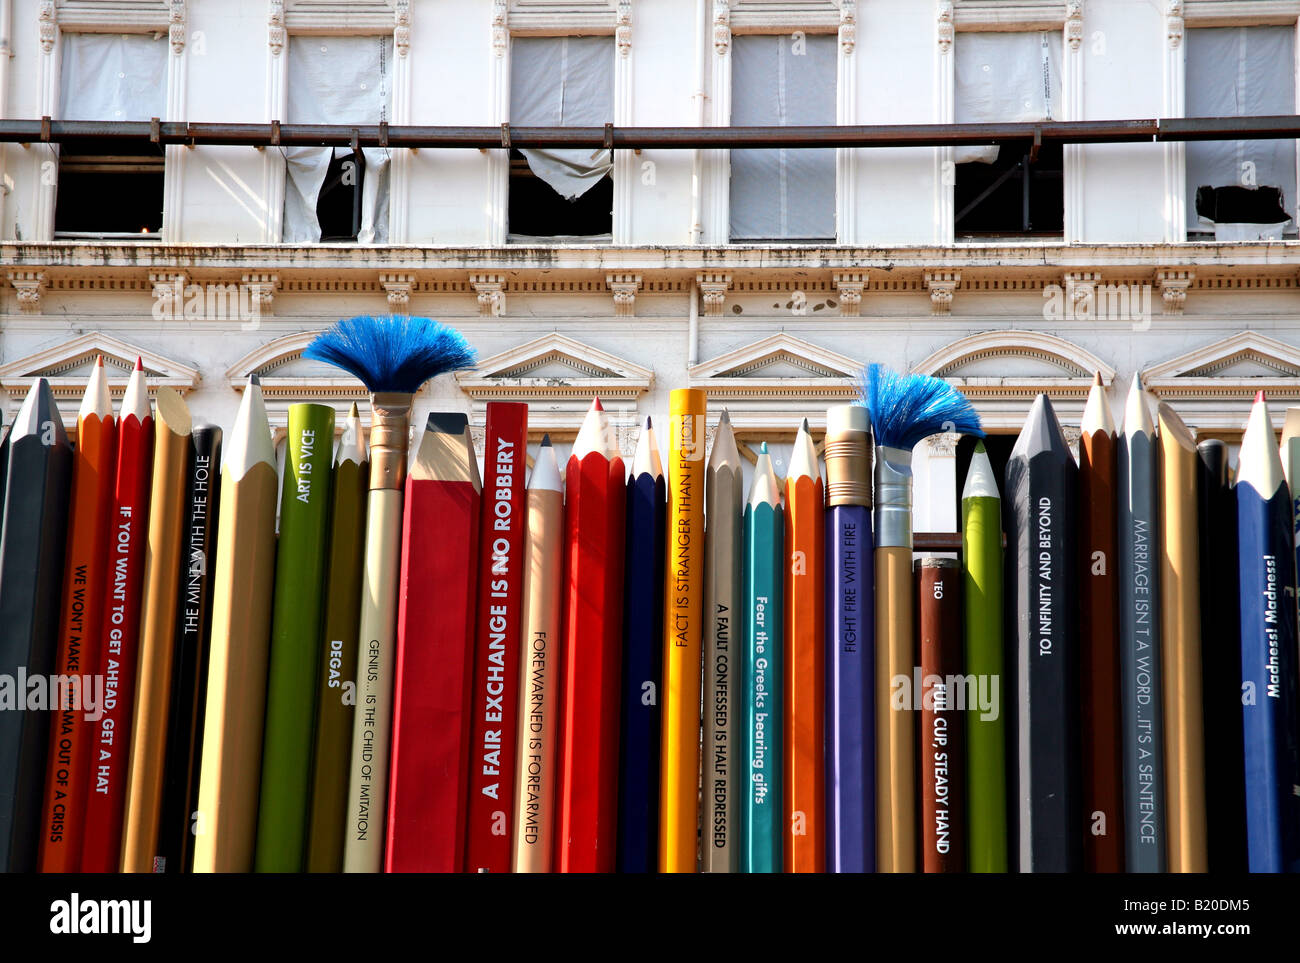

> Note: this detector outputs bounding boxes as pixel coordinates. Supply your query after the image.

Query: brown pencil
[917,557,964,873]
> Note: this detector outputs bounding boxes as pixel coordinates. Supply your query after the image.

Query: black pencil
[0,379,74,872]
[157,424,223,873]
[1004,393,1080,873]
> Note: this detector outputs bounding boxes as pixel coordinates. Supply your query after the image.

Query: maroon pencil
[1079,372,1124,872]
[917,556,964,873]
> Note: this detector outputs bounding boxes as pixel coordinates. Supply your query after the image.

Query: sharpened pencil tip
[541,433,552,448]
[134,356,143,371]
[348,401,359,417]
[96,354,104,368]
[719,408,731,426]
[975,440,986,453]
[1093,370,1102,386]
[760,441,768,454]
[1256,389,1266,403]
[644,416,652,429]
[591,397,604,412]
[249,372,261,387]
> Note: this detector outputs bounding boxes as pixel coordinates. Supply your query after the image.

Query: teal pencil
[255,403,336,871]
[742,442,783,872]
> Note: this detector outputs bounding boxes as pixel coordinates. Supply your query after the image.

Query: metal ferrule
[368,391,413,491]
[824,430,872,508]
[873,444,913,549]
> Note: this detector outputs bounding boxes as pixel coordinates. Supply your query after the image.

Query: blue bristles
[304,314,477,394]
[858,363,984,451]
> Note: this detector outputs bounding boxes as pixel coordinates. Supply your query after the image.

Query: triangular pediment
[1143,331,1300,381]
[463,333,653,384]
[224,331,371,433]
[690,333,862,382]
[0,331,199,403]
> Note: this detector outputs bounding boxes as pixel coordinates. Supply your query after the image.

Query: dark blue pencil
[617,417,665,872]
[1236,391,1300,873]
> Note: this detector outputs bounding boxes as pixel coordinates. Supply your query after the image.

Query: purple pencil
[824,403,875,872]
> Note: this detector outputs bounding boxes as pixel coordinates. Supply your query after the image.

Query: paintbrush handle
[343,488,403,873]
[876,545,915,873]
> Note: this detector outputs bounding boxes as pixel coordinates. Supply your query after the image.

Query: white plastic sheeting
[728,33,837,241]
[283,35,393,244]
[1186,26,1296,234]
[60,33,168,121]
[954,31,1063,164]
[510,37,614,201]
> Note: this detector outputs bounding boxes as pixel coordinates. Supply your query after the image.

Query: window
[729,33,837,243]
[55,33,167,238]
[283,36,392,244]
[509,37,614,242]
[1186,26,1296,239]
[954,31,1064,238]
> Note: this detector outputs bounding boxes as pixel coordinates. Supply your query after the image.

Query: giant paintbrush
[303,314,475,874]
[861,364,981,874]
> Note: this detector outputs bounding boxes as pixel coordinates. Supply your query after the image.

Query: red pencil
[385,413,481,872]
[465,402,528,873]
[38,357,117,872]
[556,398,626,872]
[81,359,154,873]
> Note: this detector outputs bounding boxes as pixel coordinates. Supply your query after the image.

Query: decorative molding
[926,432,961,457]
[226,330,369,430]
[283,0,397,32]
[924,270,960,315]
[1167,0,1184,47]
[616,0,631,56]
[39,1,57,54]
[492,0,508,57]
[606,273,641,317]
[169,0,186,54]
[380,272,416,308]
[1141,330,1300,429]
[730,0,840,32]
[269,0,285,55]
[832,271,867,317]
[394,0,410,56]
[470,273,507,317]
[688,332,862,430]
[148,270,186,306]
[1182,1,1300,28]
[508,0,622,34]
[9,271,48,313]
[698,271,732,317]
[1065,0,1082,50]
[713,0,731,56]
[240,272,279,316]
[1063,271,1102,310]
[1156,268,1194,315]
[937,0,953,52]
[953,1,1069,30]
[0,331,200,404]
[838,0,856,54]
[456,332,653,428]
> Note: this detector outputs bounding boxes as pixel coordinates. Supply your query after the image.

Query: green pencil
[254,402,336,871]
[741,442,783,873]
[305,403,368,873]
[962,441,1006,872]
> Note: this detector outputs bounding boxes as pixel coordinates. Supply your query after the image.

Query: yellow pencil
[659,387,707,873]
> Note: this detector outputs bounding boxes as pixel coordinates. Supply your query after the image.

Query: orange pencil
[784,418,825,872]
[38,357,117,872]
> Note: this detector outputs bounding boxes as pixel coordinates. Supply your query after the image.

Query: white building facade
[1,0,1299,529]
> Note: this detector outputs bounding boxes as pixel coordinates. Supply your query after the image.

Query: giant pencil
[256,403,336,872]
[121,387,192,872]
[917,557,964,873]
[1005,393,1080,872]
[660,388,706,873]
[156,423,222,873]
[82,361,154,873]
[1197,439,1247,872]
[1078,374,1123,872]
[192,377,278,873]
[386,413,481,873]
[1117,376,1165,873]
[466,401,528,874]
[1236,392,1300,873]
[824,403,874,874]
[39,359,116,872]
[962,442,1005,873]
[1281,408,1300,624]
[1157,402,1207,873]
[558,398,626,872]
[512,437,564,873]
[742,443,783,873]
[618,419,665,873]
[785,418,825,873]
[703,410,742,873]
[0,379,72,872]
[305,403,367,873]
